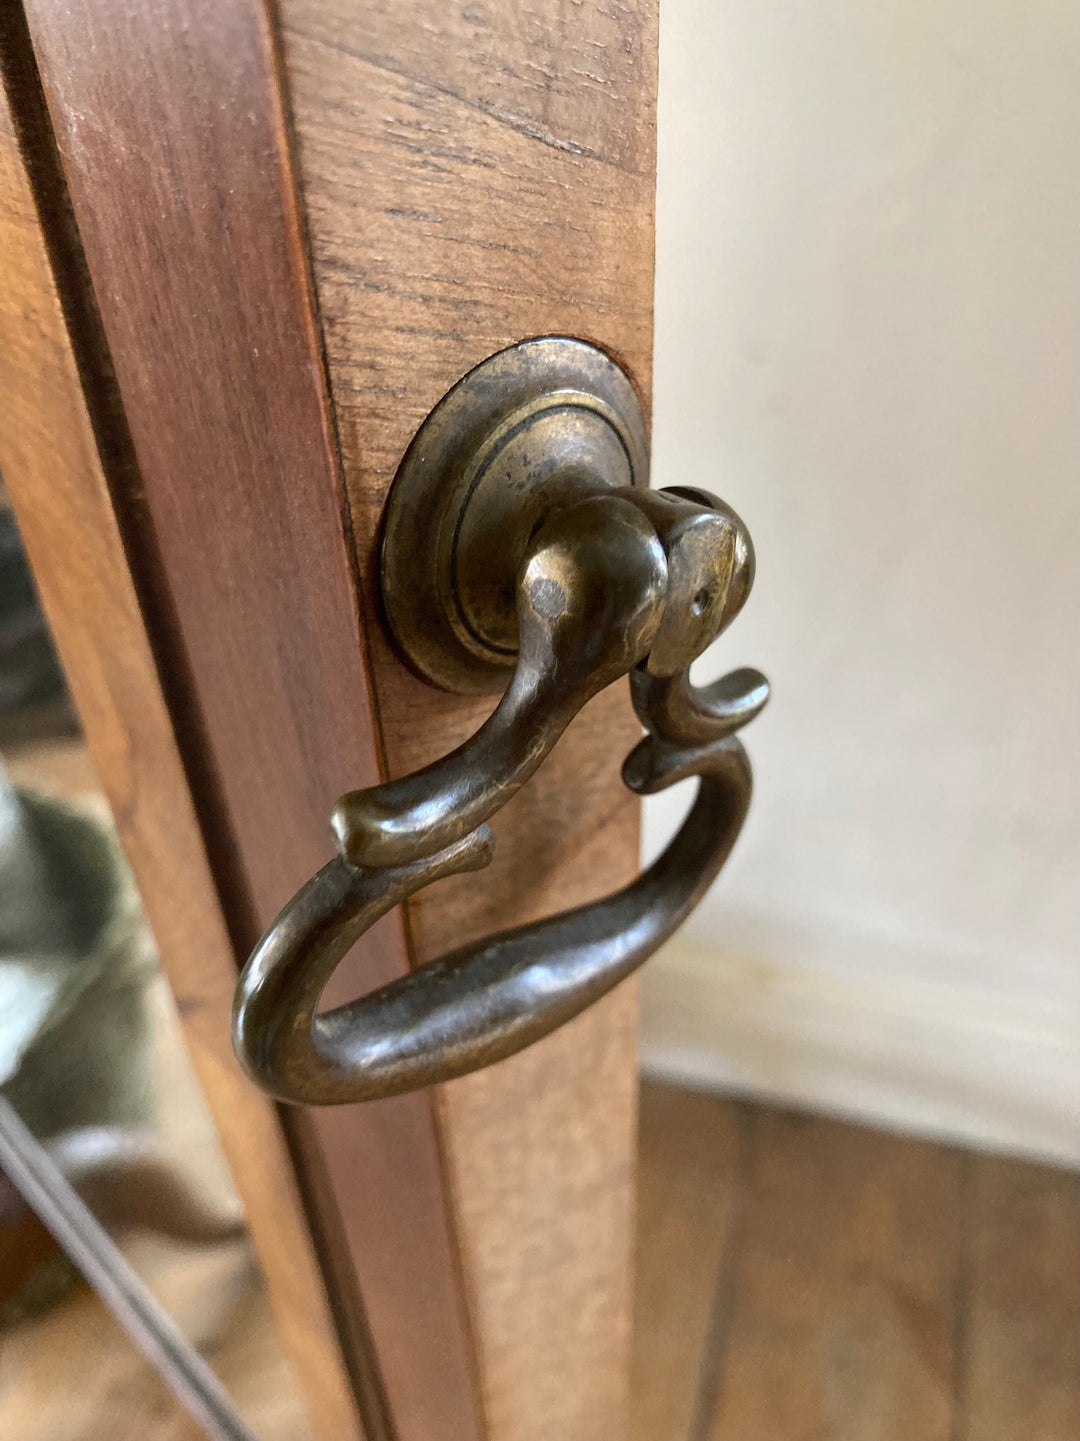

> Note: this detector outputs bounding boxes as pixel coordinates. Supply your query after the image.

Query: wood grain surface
[630,1086,746,1441]
[3,1083,1074,1441]
[632,1081,1080,1441]
[962,1153,1080,1441]
[0,19,353,1439]
[12,1,483,1436]
[278,3,657,1437]
[705,1109,964,1440]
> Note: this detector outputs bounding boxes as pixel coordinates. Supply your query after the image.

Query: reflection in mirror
[0,498,310,1440]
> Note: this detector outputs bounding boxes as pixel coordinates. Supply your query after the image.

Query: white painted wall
[641,0,1080,1164]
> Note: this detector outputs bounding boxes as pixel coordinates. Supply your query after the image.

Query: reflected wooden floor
[0,1080,1076,1440]
[632,1081,1080,1441]
[0,1231,311,1441]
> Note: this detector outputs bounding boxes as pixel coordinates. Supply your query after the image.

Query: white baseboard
[639,937,1079,1169]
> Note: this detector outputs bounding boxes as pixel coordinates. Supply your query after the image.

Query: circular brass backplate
[380,337,650,693]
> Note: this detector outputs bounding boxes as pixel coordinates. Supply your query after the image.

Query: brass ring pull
[232,340,769,1105]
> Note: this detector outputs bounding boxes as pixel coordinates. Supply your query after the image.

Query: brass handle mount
[232,338,768,1104]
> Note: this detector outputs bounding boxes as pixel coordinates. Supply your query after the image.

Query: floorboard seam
[947,1147,974,1441]
[686,1099,756,1441]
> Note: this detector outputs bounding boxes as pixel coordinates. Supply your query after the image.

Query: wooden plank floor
[633,1081,1080,1441]
[1,1081,1076,1440]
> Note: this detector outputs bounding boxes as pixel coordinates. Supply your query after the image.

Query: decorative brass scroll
[231,340,768,1105]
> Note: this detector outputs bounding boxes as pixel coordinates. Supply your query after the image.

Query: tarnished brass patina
[232,338,768,1105]
[378,335,651,694]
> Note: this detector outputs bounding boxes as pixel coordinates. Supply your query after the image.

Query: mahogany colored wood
[0,22,355,1438]
[14,0,659,1432]
[15,1,483,1437]
[278,3,658,1436]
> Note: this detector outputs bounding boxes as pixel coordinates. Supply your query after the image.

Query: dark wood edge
[0,9,363,1438]
[11,0,486,1436]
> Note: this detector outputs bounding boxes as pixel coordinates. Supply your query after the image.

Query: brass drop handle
[232,340,768,1104]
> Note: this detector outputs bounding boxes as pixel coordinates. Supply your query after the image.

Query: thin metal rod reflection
[0,1095,258,1441]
